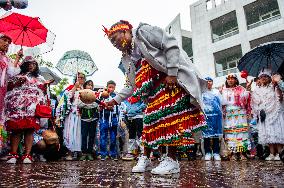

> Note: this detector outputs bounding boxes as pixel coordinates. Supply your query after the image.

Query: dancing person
[103,20,207,175]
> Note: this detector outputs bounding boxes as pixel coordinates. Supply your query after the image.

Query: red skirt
[6,117,40,131]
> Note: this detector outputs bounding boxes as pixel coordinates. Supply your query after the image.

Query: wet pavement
[0,160,283,187]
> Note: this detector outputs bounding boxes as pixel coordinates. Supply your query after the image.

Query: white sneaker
[6,153,18,164]
[204,153,212,161]
[22,155,32,164]
[213,153,221,161]
[265,154,274,161]
[274,154,280,161]
[151,157,180,175]
[7,157,17,164]
[132,156,152,173]
[39,155,47,162]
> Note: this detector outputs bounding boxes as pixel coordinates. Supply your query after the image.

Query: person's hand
[272,74,282,83]
[44,79,55,85]
[106,106,114,111]
[164,76,178,90]
[246,79,253,91]
[16,49,23,60]
[105,99,117,108]
[219,84,224,94]
[74,81,80,88]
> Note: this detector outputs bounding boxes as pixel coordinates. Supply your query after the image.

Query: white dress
[252,85,284,144]
[63,90,81,152]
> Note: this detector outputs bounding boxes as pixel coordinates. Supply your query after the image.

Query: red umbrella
[0,12,55,55]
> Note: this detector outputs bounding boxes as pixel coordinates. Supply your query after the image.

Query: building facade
[190,0,284,86]
[166,14,194,61]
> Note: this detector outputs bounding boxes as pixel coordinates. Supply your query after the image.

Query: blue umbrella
[238,41,284,77]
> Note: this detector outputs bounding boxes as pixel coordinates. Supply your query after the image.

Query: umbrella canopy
[39,67,61,85]
[56,50,98,76]
[0,12,55,56]
[238,41,284,77]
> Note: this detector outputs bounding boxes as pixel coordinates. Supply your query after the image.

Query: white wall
[190,0,284,87]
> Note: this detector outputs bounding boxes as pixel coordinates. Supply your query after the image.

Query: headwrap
[0,33,12,41]
[22,56,36,63]
[226,73,238,79]
[205,77,213,81]
[258,68,272,77]
[102,20,133,37]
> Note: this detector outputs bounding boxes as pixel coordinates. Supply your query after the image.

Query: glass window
[214,46,242,77]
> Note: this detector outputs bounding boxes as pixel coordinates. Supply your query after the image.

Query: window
[214,45,242,77]
[206,0,213,10]
[182,36,193,57]
[215,0,222,6]
[244,0,281,30]
[211,11,239,42]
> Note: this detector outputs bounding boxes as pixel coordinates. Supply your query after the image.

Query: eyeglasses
[78,76,85,79]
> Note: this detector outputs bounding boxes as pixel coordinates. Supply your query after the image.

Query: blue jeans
[99,117,118,157]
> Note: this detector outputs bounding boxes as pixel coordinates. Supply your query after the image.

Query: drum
[79,89,98,104]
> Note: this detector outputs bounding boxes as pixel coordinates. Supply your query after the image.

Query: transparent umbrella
[56,50,98,76]
[39,67,61,85]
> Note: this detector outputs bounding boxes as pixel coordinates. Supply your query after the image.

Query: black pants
[127,118,143,140]
[81,120,97,154]
[204,137,220,154]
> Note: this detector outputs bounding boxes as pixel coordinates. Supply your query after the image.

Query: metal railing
[216,67,238,77]
[212,29,239,43]
[247,14,281,30]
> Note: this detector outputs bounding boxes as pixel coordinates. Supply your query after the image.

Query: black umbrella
[238,41,284,77]
[39,67,61,85]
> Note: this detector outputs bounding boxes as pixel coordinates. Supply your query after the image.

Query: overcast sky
[2,0,198,91]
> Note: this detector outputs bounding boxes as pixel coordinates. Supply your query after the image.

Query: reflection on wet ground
[0,160,283,187]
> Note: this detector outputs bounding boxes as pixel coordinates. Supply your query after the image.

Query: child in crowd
[99,80,119,160]
[78,80,99,161]
[202,77,223,161]
[117,101,128,158]
[122,98,146,161]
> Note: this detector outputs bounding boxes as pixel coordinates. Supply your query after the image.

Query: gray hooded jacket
[114,23,207,110]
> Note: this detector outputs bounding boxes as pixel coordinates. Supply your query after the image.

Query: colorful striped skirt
[132,59,206,149]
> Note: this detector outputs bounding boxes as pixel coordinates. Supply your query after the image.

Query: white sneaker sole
[132,166,152,173]
[151,167,180,175]
[6,159,17,164]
